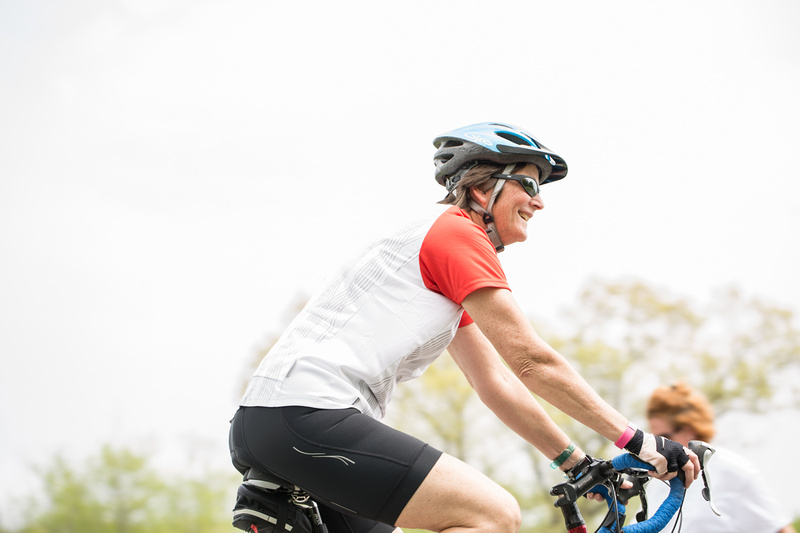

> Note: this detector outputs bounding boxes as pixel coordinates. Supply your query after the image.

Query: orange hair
[646,382,716,442]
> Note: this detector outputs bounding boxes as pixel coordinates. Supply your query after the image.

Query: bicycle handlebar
[551,440,719,533]
[608,455,684,533]
[550,453,686,533]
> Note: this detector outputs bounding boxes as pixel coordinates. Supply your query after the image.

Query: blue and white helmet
[433,122,568,191]
[433,122,568,253]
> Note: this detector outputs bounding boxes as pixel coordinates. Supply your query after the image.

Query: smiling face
[470,163,544,247]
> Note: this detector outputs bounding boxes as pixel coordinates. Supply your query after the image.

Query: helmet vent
[495,131,539,148]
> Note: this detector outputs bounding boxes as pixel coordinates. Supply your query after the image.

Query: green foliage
[557,280,800,417]
[9,445,239,533]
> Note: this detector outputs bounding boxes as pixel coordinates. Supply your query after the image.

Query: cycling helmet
[433,122,568,190]
[432,122,568,253]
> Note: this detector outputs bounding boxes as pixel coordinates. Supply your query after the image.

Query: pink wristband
[614,423,636,449]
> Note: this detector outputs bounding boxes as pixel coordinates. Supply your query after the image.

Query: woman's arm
[460,286,700,484]
[460,287,629,442]
[448,321,586,471]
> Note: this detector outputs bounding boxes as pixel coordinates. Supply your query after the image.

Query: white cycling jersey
[648,446,791,532]
[240,204,510,419]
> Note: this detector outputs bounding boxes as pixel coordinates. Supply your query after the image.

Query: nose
[530,193,544,210]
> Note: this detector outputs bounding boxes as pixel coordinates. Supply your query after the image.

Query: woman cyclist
[229,122,700,533]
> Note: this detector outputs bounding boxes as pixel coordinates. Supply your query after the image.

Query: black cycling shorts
[229,406,443,532]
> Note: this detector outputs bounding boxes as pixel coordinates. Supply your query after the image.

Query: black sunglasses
[492,174,540,198]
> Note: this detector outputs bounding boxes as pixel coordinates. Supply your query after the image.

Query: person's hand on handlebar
[624,429,700,487]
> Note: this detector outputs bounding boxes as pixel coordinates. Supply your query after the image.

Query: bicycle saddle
[243,468,296,491]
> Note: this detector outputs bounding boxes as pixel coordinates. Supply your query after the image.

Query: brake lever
[688,440,721,516]
[616,473,648,505]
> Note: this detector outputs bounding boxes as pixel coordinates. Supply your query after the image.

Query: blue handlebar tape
[594,484,627,532]
[612,454,653,471]
[598,454,686,533]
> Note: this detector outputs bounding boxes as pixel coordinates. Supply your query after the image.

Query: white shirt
[647,447,790,532]
[240,205,509,419]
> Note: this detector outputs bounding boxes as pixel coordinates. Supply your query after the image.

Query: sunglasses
[492,174,540,198]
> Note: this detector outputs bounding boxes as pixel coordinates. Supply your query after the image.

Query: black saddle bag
[232,483,313,533]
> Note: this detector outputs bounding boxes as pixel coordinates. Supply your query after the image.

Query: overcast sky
[2,0,799,524]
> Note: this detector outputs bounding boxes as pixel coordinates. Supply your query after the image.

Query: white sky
[2,0,799,524]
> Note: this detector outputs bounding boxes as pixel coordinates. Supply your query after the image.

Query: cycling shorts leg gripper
[229,406,443,526]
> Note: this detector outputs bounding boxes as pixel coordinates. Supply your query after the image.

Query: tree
[10,445,238,533]
[557,279,800,416]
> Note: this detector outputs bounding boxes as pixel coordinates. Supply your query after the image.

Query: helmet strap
[469,165,513,253]
[469,199,504,253]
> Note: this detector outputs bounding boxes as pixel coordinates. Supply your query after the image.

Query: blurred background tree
[6,445,238,533]
[558,279,800,414]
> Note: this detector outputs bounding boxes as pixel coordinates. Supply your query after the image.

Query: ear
[469,186,490,209]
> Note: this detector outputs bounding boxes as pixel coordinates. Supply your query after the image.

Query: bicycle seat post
[289,491,328,533]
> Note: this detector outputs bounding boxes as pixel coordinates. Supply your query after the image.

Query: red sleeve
[419,206,510,309]
[459,312,474,327]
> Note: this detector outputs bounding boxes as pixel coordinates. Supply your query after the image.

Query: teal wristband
[549,443,576,469]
